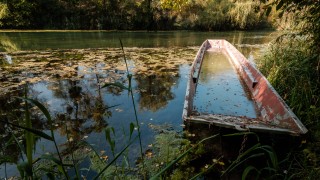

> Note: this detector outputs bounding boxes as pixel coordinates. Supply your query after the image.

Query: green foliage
[222,133,284,180]
[141,131,189,176]
[0,2,9,26]
[159,0,190,11]
[259,1,320,177]
[259,37,319,130]
[258,36,320,179]
[265,0,320,51]
[142,131,219,179]
[0,0,270,30]
[229,1,262,29]
[196,0,232,31]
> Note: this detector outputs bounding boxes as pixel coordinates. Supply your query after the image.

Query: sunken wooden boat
[182,40,307,135]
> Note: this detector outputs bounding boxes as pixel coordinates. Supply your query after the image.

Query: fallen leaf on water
[101,155,108,161]
[145,149,153,158]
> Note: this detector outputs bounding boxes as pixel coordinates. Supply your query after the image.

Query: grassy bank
[258,35,320,178]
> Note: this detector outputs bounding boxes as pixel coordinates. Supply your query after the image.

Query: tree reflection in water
[136,73,178,112]
[50,75,112,153]
[0,71,114,164]
[0,46,197,177]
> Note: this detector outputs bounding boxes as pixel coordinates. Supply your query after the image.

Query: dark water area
[0,31,276,177]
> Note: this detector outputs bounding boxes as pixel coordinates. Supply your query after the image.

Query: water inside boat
[193,50,257,118]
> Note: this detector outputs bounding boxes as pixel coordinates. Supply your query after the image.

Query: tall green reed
[101,39,146,172]
[120,39,145,168]
[258,34,320,179]
[258,37,319,128]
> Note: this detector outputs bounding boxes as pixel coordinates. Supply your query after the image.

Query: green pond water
[0,31,276,178]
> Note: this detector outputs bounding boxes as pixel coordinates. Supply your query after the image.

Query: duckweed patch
[0,47,197,96]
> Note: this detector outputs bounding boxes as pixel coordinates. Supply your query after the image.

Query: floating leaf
[145,149,153,158]
[101,155,109,161]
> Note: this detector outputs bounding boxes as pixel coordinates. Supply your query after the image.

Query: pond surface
[0,30,275,51]
[0,31,276,178]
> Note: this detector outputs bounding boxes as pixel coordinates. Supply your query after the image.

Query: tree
[264,0,320,51]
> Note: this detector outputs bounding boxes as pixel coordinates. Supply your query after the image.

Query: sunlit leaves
[276,0,284,10]
[159,0,190,11]
[229,1,261,29]
[0,2,9,25]
[266,6,272,16]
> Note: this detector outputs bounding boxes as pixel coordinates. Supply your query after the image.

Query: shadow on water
[0,31,277,177]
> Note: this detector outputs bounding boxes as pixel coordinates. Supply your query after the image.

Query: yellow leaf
[101,155,108,161]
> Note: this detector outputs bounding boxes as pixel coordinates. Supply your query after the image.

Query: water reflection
[0,34,19,52]
[0,31,276,52]
[0,31,276,177]
[136,74,178,111]
[0,46,196,176]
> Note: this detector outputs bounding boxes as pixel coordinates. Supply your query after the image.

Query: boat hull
[182,40,307,135]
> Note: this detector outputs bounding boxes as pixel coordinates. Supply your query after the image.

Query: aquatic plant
[148,131,220,179]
